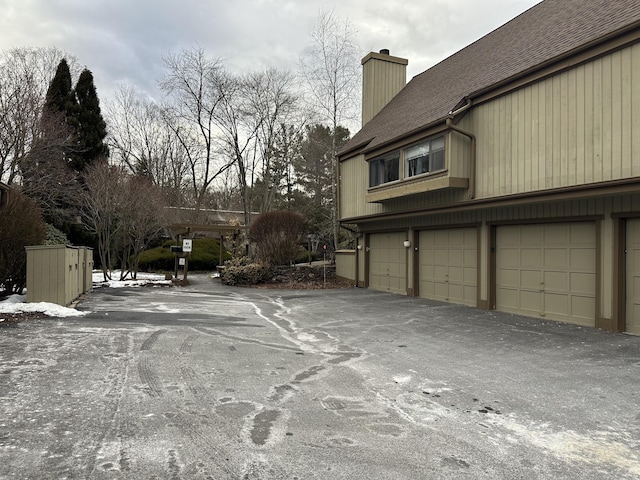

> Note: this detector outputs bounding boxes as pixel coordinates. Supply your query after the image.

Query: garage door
[418,228,477,306]
[626,219,640,335]
[368,232,407,295]
[496,223,596,326]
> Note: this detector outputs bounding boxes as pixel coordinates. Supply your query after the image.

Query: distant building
[338,0,640,333]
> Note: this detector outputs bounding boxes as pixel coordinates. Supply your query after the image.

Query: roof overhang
[169,223,248,238]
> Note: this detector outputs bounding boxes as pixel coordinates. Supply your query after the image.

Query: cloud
[0,0,541,101]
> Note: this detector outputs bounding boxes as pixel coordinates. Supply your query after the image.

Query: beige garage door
[368,232,407,295]
[626,219,640,335]
[496,223,596,326]
[418,228,477,306]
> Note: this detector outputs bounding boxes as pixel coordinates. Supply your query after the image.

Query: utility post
[182,239,192,283]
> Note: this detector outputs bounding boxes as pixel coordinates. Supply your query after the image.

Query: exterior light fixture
[404,240,411,248]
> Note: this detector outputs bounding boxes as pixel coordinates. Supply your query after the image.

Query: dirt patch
[0,311,48,325]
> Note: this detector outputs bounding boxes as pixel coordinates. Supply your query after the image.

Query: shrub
[0,188,46,295]
[249,210,306,265]
[220,256,272,286]
[137,237,231,272]
[45,224,70,245]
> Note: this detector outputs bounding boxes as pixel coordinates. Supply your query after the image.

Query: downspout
[446,99,476,200]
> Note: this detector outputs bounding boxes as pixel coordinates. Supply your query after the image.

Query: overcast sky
[1,0,541,103]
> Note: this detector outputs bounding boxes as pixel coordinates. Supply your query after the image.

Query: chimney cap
[379,49,390,55]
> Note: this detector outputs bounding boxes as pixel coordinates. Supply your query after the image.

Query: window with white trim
[404,137,445,178]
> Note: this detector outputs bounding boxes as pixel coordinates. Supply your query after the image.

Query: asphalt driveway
[1,274,639,479]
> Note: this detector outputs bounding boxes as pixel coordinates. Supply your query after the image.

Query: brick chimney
[361,49,408,126]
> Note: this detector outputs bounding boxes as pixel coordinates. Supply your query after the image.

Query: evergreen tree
[292,124,350,247]
[43,58,77,123]
[21,58,79,228]
[71,69,108,171]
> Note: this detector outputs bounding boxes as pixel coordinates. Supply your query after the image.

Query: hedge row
[138,238,231,272]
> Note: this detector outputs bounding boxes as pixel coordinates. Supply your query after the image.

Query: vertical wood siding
[362,58,407,126]
[339,155,383,219]
[473,43,640,199]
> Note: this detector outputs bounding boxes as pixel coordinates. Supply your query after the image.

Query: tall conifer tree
[42,58,77,130]
[72,69,108,171]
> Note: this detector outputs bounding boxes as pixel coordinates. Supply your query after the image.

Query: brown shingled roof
[341,0,640,157]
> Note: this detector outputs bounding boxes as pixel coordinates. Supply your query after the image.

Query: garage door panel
[500,248,521,267]
[434,265,448,280]
[496,223,595,326]
[434,282,448,299]
[464,267,476,283]
[626,219,640,335]
[369,232,406,295]
[570,248,596,269]
[449,250,463,266]
[463,250,477,266]
[545,293,569,316]
[449,284,464,303]
[544,225,568,244]
[448,266,464,283]
[520,290,542,313]
[544,271,568,291]
[500,268,520,286]
[419,228,477,306]
[571,296,595,323]
[521,225,543,244]
[433,248,448,263]
[521,270,542,289]
[521,248,542,267]
[497,287,518,308]
[570,223,594,243]
[570,272,595,294]
[544,249,568,268]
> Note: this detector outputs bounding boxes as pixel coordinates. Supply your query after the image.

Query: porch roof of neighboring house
[340,0,640,157]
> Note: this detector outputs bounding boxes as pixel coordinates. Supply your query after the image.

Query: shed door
[496,223,596,326]
[368,232,407,295]
[418,228,477,306]
[626,219,640,335]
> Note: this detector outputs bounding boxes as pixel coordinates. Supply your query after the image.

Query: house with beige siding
[337,0,640,334]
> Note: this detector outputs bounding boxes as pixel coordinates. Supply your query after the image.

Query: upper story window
[404,137,445,178]
[368,135,445,188]
[369,152,399,187]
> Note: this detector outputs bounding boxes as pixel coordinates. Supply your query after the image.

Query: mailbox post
[182,239,192,282]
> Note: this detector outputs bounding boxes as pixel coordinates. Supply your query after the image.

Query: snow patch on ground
[0,296,86,319]
[92,271,172,288]
[0,271,171,320]
[495,415,640,476]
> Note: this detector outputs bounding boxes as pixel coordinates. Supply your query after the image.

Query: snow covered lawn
[91,271,173,288]
[0,271,171,322]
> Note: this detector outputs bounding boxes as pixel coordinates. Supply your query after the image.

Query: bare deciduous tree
[82,161,126,280]
[299,10,360,253]
[244,68,300,213]
[114,176,167,280]
[106,85,189,206]
[82,161,167,280]
[159,47,236,217]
